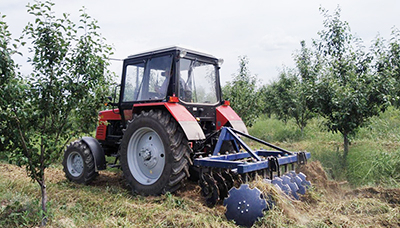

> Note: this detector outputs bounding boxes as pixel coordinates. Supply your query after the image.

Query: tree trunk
[40,180,47,226]
[343,133,349,162]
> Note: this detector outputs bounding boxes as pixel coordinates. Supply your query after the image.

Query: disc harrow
[223,184,271,227]
[194,127,311,226]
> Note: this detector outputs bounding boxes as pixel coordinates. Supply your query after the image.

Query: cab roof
[126,46,217,60]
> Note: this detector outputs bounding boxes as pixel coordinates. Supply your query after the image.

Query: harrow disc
[199,173,219,207]
[288,171,307,195]
[213,172,229,200]
[221,170,234,190]
[271,177,291,196]
[223,184,269,227]
[297,172,312,187]
[281,175,300,199]
[269,172,312,199]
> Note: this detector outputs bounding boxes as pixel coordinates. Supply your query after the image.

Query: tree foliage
[267,70,313,134]
[262,7,394,163]
[307,7,391,160]
[0,15,13,152]
[0,14,22,157]
[372,28,400,107]
[222,56,261,127]
[265,41,316,134]
[1,1,113,225]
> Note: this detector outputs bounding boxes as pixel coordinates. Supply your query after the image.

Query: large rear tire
[120,109,191,195]
[62,140,98,184]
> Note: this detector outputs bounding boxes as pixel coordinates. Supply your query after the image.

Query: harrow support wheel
[120,109,191,195]
[62,140,98,184]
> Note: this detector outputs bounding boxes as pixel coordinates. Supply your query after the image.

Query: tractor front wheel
[120,109,191,195]
[62,140,98,184]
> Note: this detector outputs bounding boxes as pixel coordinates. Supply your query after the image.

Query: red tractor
[62,46,310,226]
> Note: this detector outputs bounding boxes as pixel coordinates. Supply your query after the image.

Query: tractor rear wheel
[120,109,191,195]
[62,140,98,184]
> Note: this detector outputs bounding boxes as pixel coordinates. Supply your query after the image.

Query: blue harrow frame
[194,127,311,176]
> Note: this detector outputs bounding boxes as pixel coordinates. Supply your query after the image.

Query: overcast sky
[1,0,399,85]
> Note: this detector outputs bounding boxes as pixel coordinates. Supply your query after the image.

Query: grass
[2,162,400,227]
[0,163,234,228]
[1,107,400,227]
[249,107,400,188]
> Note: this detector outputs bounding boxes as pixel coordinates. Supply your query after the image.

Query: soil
[349,186,400,205]
[291,161,400,227]
[297,160,342,194]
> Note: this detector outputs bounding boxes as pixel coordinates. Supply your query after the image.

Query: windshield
[123,55,173,102]
[179,58,218,104]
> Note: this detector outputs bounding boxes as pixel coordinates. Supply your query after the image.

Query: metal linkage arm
[230,128,293,155]
[213,127,262,161]
[195,127,311,174]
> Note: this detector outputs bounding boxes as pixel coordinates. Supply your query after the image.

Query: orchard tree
[0,14,14,153]
[310,7,390,161]
[268,68,313,134]
[267,69,297,124]
[4,1,113,225]
[372,28,400,107]
[0,14,23,157]
[267,41,316,134]
[0,15,15,89]
[295,40,321,83]
[258,84,274,117]
[223,56,261,127]
[389,29,400,92]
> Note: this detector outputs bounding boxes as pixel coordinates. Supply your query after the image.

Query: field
[1,108,400,227]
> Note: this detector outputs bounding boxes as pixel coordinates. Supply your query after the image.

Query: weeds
[0,193,42,227]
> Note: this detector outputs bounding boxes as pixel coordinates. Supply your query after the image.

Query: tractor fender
[133,102,206,141]
[164,103,206,140]
[81,136,106,171]
[216,105,248,134]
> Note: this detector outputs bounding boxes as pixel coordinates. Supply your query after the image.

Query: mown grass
[0,164,234,228]
[249,106,400,188]
[2,162,400,228]
[1,107,400,227]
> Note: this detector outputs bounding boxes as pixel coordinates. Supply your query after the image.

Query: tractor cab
[118,46,223,134]
[121,47,221,104]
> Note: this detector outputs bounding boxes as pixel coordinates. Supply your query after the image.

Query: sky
[1,0,399,85]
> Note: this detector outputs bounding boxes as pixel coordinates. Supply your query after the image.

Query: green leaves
[301,7,393,160]
[265,67,314,134]
[0,14,22,155]
[260,6,397,162]
[1,2,113,224]
[222,56,262,127]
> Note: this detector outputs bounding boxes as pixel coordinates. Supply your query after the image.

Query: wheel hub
[140,148,158,169]
[127,127,166,185]
[67,152,84,177]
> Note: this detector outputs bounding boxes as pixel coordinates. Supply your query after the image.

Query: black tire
[62,140,98,184]
[120,109,191,195]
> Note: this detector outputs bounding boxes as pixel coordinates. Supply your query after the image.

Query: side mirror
[106,84,120,107]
